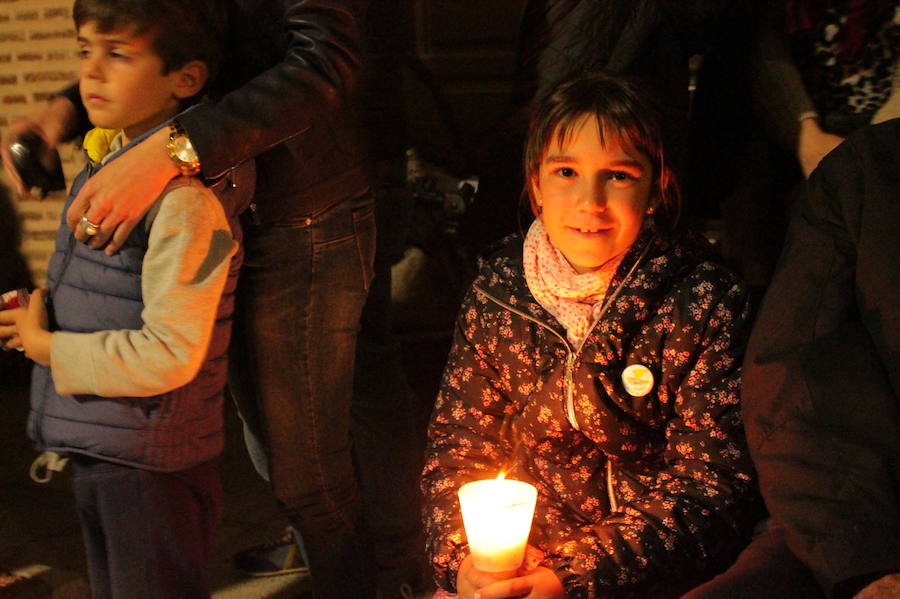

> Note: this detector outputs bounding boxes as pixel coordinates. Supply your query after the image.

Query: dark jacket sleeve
[540,270,756,597]
[57,84,91,138]
[743,120,900,598]
[176,0,366,179]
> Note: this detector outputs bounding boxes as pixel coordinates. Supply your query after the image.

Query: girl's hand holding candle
[456,474,564,598]
[456,549,565,599]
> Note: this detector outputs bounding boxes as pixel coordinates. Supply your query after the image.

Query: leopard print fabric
[794,2,900,117]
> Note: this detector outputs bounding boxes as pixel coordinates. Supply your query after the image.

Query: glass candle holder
[458,477,537,573]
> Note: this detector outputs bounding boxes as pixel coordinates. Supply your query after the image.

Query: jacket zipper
[474,237,656,431]
[564,353,578,429]
[34,162,95,448]
[36,229,77,448]
[568,238,657,430]
[50,163,93,299]
[474,235,656,509]
[475,286,585,431]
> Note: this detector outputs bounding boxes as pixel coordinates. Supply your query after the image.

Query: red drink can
[0,289,30,310]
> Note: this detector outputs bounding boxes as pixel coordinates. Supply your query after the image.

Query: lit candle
[458,473,538,574]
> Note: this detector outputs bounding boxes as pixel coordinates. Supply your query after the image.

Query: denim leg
[229,193,376,599]
[71,457,222,599]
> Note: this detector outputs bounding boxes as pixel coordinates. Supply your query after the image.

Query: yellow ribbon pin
[82,128,121,165]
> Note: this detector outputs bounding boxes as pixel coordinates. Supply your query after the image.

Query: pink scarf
[523,219,623,346]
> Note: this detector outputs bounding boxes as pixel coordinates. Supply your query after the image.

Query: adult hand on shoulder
[854,573,900,599]
[797,118,844,179]
[66,126,178,255]
[1,96,76,197]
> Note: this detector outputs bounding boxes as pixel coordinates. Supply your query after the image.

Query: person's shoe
[233,528,310,578]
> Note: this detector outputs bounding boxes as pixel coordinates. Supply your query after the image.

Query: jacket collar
[473,224,706,336]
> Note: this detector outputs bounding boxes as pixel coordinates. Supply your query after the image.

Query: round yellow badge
[622,364,654,397]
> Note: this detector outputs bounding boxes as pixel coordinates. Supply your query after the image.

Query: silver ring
[80,215,100,236]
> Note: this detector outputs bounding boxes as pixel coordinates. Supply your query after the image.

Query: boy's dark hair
[524,72,683,228]
[73,0,226,85]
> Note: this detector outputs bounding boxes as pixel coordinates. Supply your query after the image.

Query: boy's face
[531,114,653,273]
[77,21,183,139]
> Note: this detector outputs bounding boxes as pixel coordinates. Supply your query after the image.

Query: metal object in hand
[8,133,66,198]
[80,215,100,236]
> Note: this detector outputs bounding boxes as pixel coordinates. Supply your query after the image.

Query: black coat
[743,118,900,598]
[180,0,370,223]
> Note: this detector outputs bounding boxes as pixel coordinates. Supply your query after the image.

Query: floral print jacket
[422,227,759,598]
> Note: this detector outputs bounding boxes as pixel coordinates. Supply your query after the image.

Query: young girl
[422,73,758,599]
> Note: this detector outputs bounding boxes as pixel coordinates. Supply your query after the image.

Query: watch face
[172,136,198,163]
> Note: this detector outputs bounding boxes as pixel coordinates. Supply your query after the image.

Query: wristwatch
[166,121,201,176]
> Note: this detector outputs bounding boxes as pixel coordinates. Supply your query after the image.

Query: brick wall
[0,0,81,285]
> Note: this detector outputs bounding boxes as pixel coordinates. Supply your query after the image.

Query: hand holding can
[0,288,30,352]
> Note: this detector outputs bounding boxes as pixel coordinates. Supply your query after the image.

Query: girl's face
[532,114,653,273]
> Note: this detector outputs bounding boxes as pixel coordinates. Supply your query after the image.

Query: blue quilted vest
[27,126,255,471]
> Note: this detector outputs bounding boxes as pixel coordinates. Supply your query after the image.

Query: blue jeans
[229,192,376,599]
[71,456,222,599]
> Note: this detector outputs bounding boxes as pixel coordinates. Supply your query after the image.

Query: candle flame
[496,472,506,481]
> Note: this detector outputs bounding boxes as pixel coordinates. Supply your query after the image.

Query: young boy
[0,1,252,597]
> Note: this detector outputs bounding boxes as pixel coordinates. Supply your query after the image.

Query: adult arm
[533,0,669,100]
[0,94,79,196]
[177,0,366,179]
[67,0,367,252]
[49,180,236,396]
[750,8,843,176]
